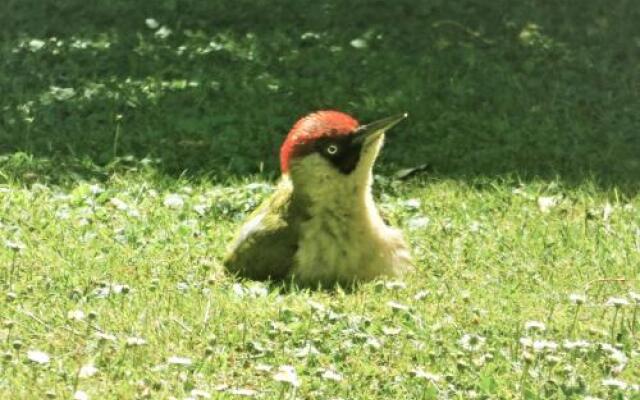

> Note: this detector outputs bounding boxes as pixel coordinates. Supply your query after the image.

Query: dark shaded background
[1,0,638,190]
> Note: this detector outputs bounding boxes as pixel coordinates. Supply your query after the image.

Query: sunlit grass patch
[1,166,639,398]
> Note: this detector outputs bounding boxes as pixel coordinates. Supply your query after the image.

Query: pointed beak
[352,113,408,144]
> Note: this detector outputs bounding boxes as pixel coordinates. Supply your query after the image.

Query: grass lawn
[1,0,639,398]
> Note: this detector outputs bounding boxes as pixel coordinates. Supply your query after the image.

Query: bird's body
[224,111,412,287]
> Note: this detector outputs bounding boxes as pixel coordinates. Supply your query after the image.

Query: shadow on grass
[1,0,638,193]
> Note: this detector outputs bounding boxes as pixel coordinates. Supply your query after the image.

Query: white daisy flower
[163,193,184,209]
[562,339,591,350]
[532,339,558,353]
[67,310,86,321]
[524,320,546,332]
[321,368,343,382]
[273,365,300,387]
[78,364,99,378]
[519,337,533,347]
[145,18,159,29]
[5,240,26,251]
[387,301,409,312]
[227,388,257,396]
[73,390,89,400]
[27,350,50,364]
[125,337,147,347]
[109,197,129,211]
[537,196,559,213]
[606,297,629,307]
[568,293,586,305]
[602,377,627,389]
[167,356,192,366]
[458,334,485,352]
[154,26,172,39]
[410,369,442,382]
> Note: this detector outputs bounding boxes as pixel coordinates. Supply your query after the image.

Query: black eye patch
[315,136,362,174]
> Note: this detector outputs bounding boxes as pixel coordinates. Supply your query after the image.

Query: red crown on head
[279,110,359,173]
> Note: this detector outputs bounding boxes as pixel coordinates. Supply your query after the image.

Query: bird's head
[279,110,406,198]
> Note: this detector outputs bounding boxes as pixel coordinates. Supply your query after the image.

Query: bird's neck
[284,170,380,224]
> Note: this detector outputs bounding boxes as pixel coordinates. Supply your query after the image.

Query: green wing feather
[223,180,307,281]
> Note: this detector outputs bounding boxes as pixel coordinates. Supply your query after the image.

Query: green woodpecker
[224,110,413,287]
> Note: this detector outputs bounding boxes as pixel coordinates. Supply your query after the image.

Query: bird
[223,110,413,287]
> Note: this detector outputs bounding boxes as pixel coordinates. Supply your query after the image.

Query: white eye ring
[326,144,338,155]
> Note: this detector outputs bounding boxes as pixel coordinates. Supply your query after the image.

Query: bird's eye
[326,144,339,155]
